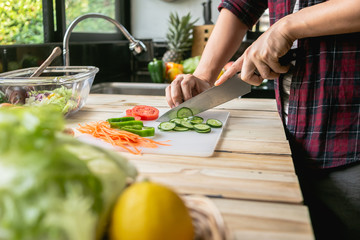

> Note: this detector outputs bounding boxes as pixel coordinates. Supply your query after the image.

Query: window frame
[42,0,131,43]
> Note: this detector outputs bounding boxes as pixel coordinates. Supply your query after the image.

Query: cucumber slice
[189,116,204,124]
[193,123,211,132]
[179,120,194,129]
[177,107,193,118]
[206,119,223,128]
[158,121,176,131]
[195,128,211,133]
[173,126,189,131]
[170,118,183,126]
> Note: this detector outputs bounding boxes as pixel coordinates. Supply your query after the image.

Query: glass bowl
[0,66,99,117]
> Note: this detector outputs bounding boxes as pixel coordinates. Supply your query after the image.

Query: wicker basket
[183,195,231,240]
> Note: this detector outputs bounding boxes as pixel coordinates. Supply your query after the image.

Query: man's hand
[165,74,212,108]
[215,18,294,87]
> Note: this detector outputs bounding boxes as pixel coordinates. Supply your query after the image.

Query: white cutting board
[76,109,229,157]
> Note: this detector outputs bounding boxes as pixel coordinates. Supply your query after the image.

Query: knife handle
[279,48,304,66]
[237,48,303,77]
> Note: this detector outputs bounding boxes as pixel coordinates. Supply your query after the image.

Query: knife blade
[157,74,251,122]
[157,48,302,122]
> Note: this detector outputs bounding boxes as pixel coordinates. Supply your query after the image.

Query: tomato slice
[125,109,142,120]
[131,105,159,120]
[126,109,133,116]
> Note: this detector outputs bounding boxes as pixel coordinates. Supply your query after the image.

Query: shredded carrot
[77,121,170,154]
[0,103,15,107]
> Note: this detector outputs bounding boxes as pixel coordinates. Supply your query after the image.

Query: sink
[90,82,169,96]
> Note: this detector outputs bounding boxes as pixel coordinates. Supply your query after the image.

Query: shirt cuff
[218,0,266,30]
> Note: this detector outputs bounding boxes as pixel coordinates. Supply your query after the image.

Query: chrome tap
[63,13,147,66]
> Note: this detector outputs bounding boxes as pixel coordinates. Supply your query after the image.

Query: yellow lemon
[110,181,194,240]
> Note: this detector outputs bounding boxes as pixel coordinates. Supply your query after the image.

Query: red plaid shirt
[219,0,360,169]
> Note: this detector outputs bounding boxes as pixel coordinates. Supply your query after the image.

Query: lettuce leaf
[25,86,78,114]
[182,55,201,74]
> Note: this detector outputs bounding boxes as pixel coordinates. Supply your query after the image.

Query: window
[0,0,130,45]
[65,0,117,33]
[44,0,130,42]
[0,0,44,45]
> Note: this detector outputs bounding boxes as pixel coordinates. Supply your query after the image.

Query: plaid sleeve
[218,0,268,29]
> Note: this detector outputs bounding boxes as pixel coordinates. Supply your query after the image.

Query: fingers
[215,55,266,86]
[165,74,204,108]
[238,46,292,85]
[181,74,196,101]
[166,74,185,108]
[215,58,243,86]
[267,57,290,74]
[241,58,267,86]
[165,85,175,108]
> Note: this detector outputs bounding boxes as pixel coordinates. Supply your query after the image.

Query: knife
[202,0,213,25]
[157,48,302,122]
[157,74,250,122]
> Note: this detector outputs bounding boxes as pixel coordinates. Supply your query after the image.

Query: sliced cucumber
[170,118,183,126]
[173,126,189,131]
[195,128,211,133]
[177,107,193,118]
[179,119,194,129]
[188,116,204,124]
[206,118,223,128]
[193,123,211,133]
[158,121,176,131]
[160,111,222,134]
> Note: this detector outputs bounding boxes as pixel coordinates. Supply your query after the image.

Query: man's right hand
[165,74,212,108]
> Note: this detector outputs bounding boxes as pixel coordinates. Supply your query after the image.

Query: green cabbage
[0,106,137,240]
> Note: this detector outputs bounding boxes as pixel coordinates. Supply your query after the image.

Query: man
[165,0,360,239]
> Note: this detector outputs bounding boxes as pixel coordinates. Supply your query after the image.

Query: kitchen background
[0,0,272,98]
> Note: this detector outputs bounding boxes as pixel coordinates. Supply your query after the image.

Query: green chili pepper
[109,120,144,129]
[121,126,155,137]
[148,58,164,83]
[122,125,143,130]
[107,117,136,123]
[107,117,155,137]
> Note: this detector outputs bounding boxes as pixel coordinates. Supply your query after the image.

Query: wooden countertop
[66,94,314,240]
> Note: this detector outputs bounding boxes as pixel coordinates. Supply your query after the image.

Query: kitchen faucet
[63,13,147,66]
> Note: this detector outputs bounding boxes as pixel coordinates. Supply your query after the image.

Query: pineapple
[162,12,197,63]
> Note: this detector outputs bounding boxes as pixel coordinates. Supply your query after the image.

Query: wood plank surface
[211,198,314,240]
[66,94,313,240]
[120,152,302,203]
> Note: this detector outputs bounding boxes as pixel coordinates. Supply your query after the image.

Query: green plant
[65,0,116,33]
[0,0,116,45]
[0,0,43,45]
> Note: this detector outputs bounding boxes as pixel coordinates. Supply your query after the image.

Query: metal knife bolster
[157,75,251,122]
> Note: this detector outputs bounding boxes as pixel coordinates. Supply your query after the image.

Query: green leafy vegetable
[25,86,78,114]
[0,105,137,240]
[0,90,6,103]
[182,55,201,74]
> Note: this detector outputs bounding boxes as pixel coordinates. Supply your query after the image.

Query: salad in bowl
[0,66,98,116]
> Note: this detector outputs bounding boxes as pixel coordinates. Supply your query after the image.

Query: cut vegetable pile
[77,120,170,155]
[158,107,223,133]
